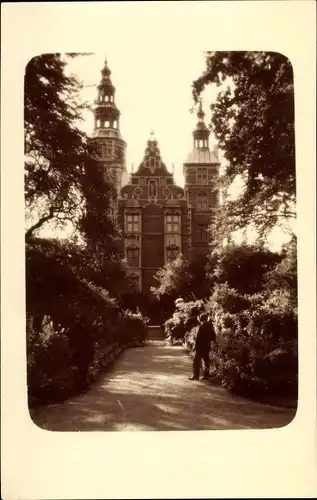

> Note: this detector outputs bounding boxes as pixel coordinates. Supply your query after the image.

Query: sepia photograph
[25,50,298,431]
[2,2,316,499]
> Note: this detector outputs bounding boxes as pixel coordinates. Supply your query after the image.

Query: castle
[89,59,220,294]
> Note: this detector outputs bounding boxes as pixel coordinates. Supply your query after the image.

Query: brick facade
[90,60,220,294]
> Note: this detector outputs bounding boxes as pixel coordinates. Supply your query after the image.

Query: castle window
[126,234,139,246]
[105,121,110,128]
[196,224,210,242]
[196,192,208,211]
[113,121,117,129]
[102,143,113,156]
[126,246,139,267]
[166,245,179,263]
[126,212,140,233]
[166,213,181,233]
[197,168,208,185]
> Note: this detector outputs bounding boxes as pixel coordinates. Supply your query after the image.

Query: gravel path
[30,341,296,431]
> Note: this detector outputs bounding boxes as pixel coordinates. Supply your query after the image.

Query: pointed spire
[93,57,122,134]
[197,99,205,120]
[101,56,111,78]
[192,97,210,149]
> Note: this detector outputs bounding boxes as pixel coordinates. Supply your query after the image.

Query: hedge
[26,239,148,407]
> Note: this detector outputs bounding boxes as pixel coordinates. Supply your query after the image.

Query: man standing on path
[189,313,216,381]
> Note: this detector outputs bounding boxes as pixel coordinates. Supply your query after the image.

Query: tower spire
[197,99,205,120]
[93,57,120,131]
[193,98,210,149]
[90,58,127,191]
[101,55,111,78]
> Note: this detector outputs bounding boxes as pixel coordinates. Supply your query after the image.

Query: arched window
[113,121,117,129]
[105,121,110,128]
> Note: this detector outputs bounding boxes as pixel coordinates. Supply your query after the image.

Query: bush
[205,283,298,399]
[117,309,149,347]
[209,282,251,314]
[26,239,149,407]
[27,326,75,406]
[163,299,205,344]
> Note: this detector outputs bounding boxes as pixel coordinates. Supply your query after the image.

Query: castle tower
[183,101,220,256]
[90,58,127,193]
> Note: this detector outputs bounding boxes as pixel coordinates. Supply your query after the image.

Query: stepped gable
[133,131,172,178]
[119,132,185,205]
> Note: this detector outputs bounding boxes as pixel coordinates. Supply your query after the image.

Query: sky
[54,50,293,250]
[66,51,221,187]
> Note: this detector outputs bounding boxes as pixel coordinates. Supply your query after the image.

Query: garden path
[30,341,296,431]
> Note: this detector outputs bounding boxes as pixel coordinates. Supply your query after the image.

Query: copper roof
[184,148,220,165]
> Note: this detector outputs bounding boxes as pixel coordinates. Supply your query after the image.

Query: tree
[193,51,295,237]
[24,53,117,251]
[264,234,297,308]
[209,243,282,295]
[151,254,211,320]
[25,53,129,292]
[152,254,191,299]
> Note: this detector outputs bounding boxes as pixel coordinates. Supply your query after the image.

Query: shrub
[26,239,143,407]
[206,286,298,399]
[164,299,205,344]
[27,325,75,405]
[118,309,149,347]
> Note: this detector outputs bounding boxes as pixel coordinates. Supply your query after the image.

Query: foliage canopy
[193,51,295,237]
